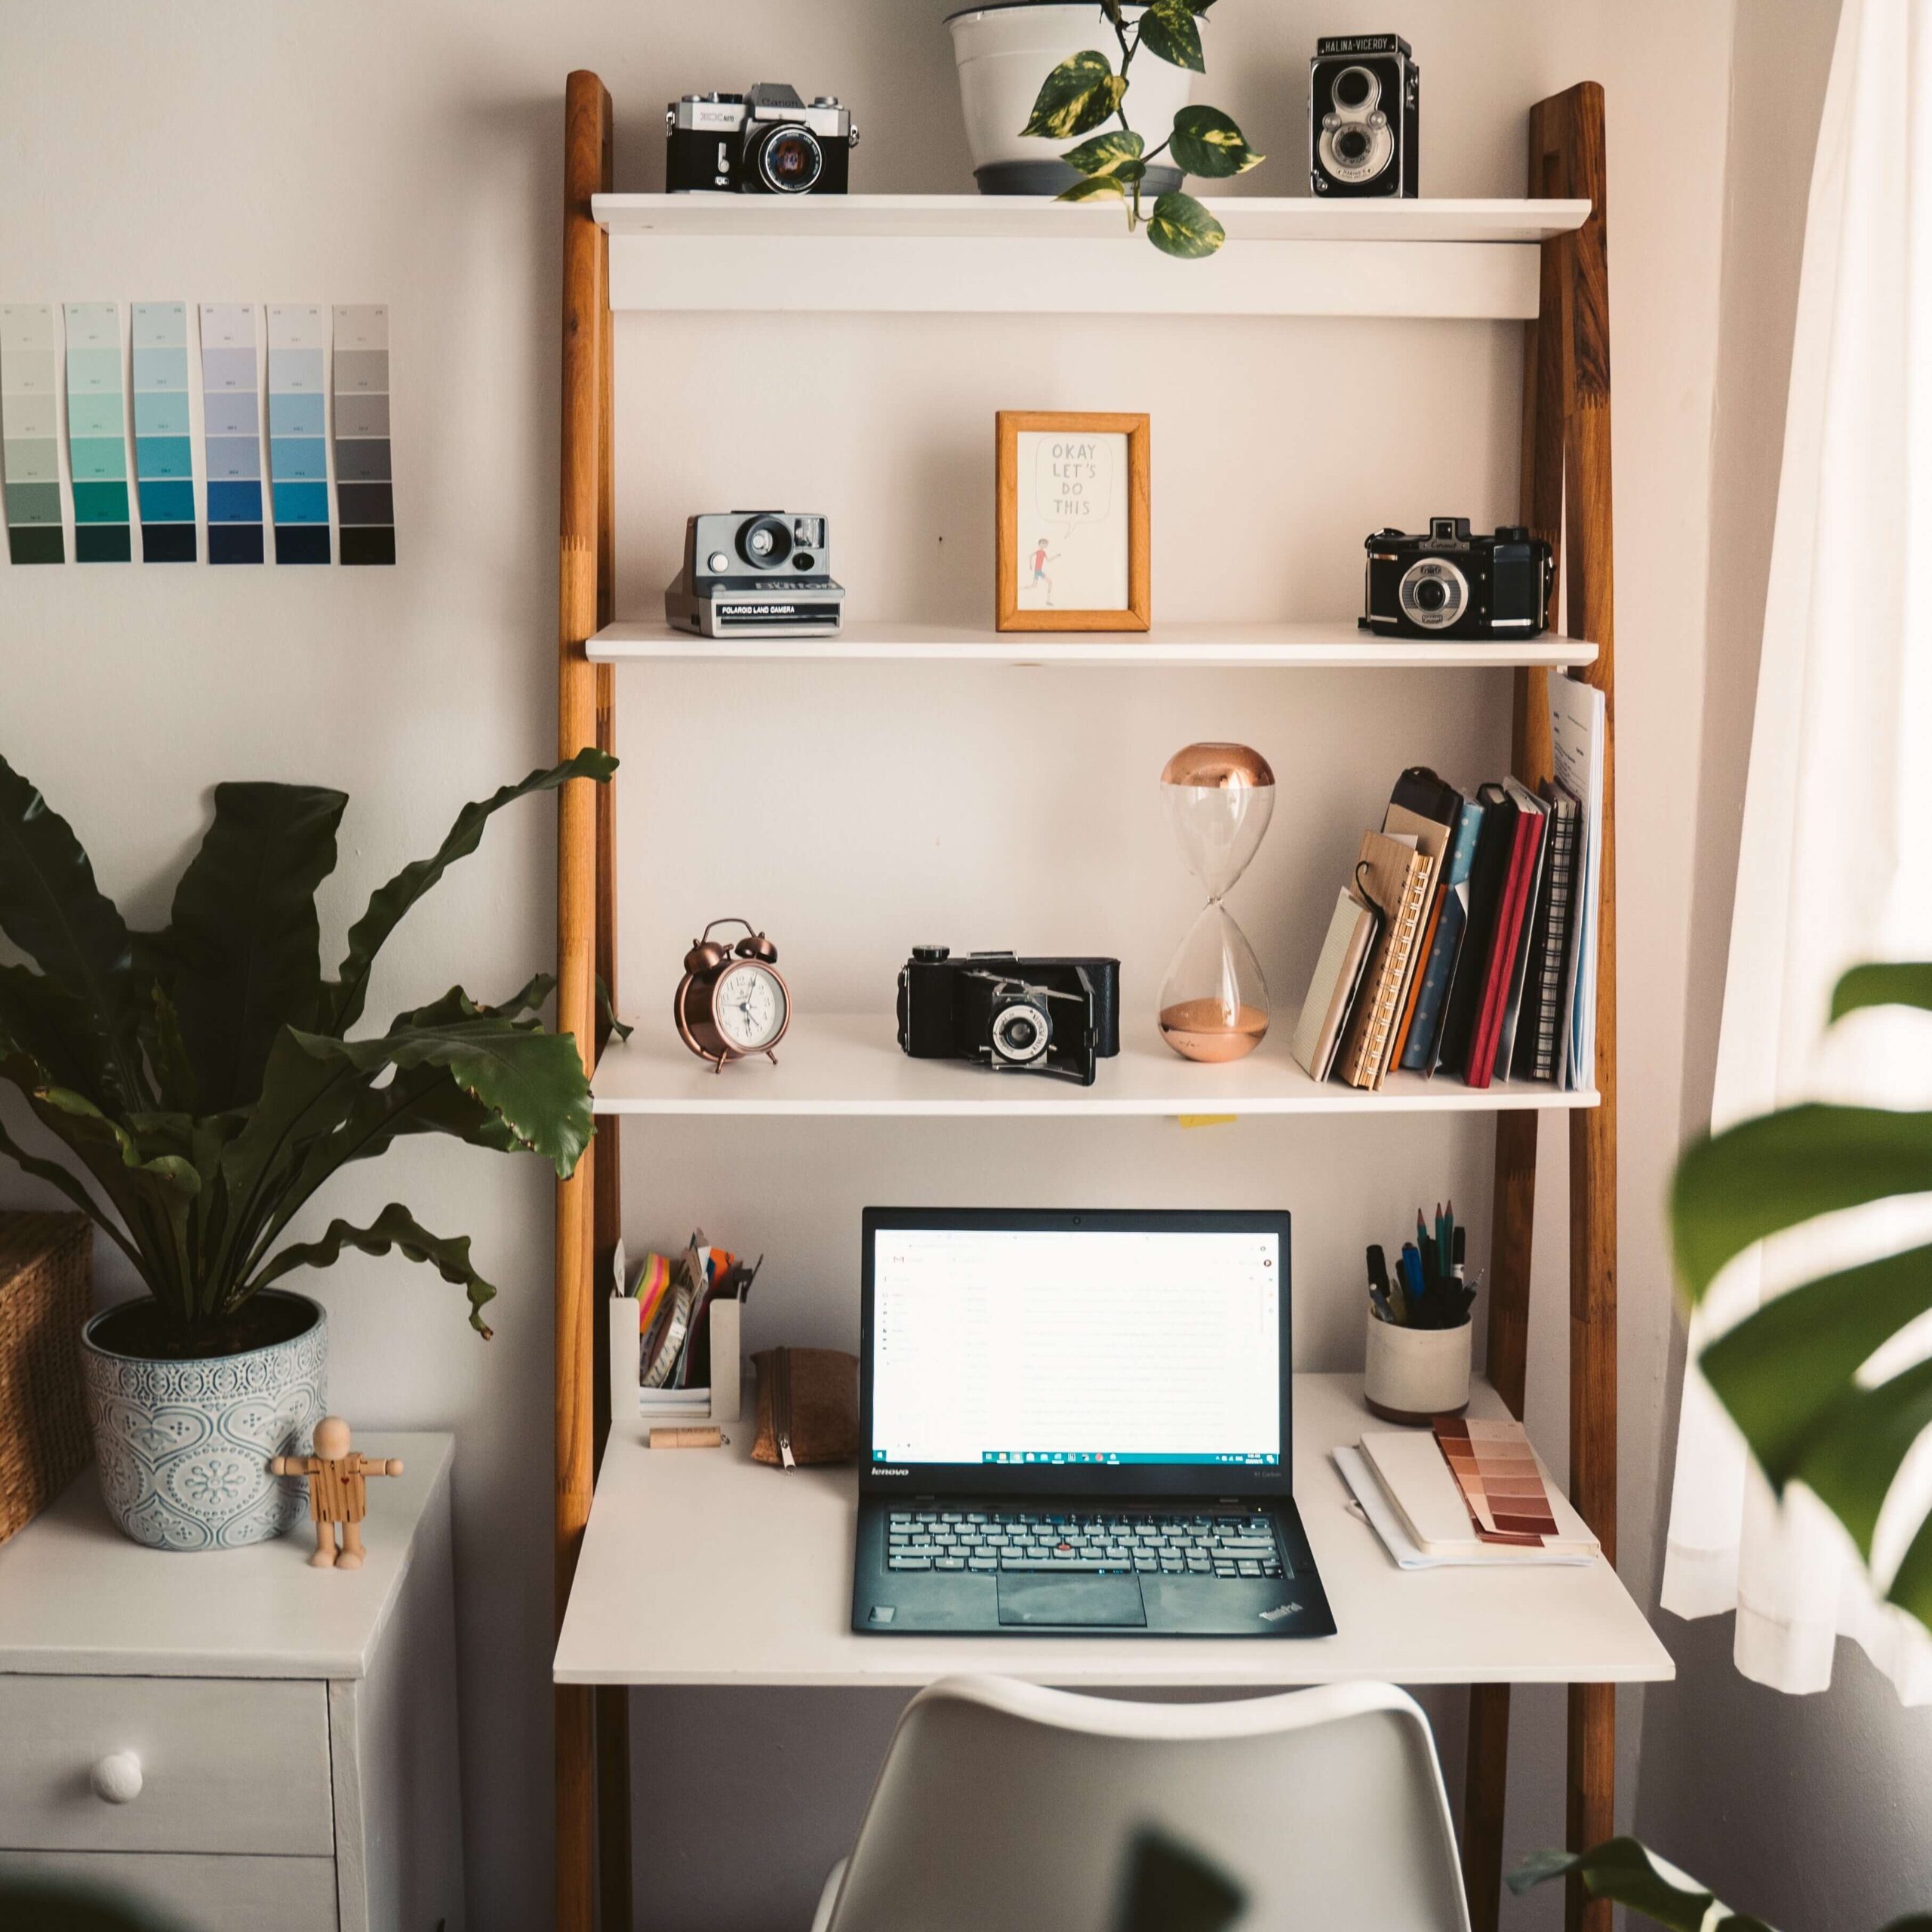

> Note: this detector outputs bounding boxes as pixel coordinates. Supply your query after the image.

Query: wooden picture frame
[995,411,1150,632]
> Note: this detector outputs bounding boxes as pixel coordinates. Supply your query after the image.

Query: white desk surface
[554,1381,1671,1690]
[0,1434,451,1681]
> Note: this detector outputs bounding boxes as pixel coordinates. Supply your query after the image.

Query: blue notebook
[1400,788,1487,1072]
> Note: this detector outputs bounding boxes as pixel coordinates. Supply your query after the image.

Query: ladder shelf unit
[553,76,1619,1932]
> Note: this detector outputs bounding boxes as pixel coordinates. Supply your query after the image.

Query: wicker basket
[0,1212,94,1546]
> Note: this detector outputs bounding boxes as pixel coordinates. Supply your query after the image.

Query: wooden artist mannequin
[270,1417,404,1570]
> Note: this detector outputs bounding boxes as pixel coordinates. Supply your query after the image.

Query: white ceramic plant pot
[80,1290,328,1551]
[1363,1310,1472,1426]
[946,2,1199,196]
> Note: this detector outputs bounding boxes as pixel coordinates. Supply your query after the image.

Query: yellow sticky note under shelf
[1177,1114,1238,1128]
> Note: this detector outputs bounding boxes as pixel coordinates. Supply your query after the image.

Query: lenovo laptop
[852,1208,1336,1638]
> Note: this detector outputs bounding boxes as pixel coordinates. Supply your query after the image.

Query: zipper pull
[777,1347,796,1469]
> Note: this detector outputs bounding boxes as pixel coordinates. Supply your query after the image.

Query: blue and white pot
[79,1291,328,1552]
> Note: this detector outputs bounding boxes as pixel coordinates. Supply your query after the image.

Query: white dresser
[0,1432,463,1932]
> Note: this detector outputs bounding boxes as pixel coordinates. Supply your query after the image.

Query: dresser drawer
[0,1849,338,1931]
[0,1675,333,1854]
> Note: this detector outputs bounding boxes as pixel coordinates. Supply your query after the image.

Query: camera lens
[792,552,815,571]
[1414,577,1448,613]
[1337,128,1370,165]
[991,1002,1049,1065]
[1398,558,1469,631]
[754,123,824,193]
[1334,65,1377,109]
[737,515,792,569]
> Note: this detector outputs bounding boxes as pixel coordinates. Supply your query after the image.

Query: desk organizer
[608,1290,741,1428]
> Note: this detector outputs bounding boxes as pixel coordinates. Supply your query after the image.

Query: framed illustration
[995,411,1150,632]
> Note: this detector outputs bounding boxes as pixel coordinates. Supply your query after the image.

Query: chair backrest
[825,1675,1469,1932]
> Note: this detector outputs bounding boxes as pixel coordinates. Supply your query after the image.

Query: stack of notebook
[1290,687,1603,1094]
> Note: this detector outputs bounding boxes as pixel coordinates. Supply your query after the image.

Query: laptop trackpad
[997,1574,1147,1628]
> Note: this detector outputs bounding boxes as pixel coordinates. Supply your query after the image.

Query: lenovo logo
[874,1467,910,1477]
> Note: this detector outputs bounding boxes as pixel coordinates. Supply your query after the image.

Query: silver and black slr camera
[897,947,1122,1088]
[665,512,846,638]
[666,84,858,195]
[1310,34,1418,197]
[1361,518,1554,641]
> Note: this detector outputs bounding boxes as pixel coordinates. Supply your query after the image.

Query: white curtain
[1660,0,1932,1698]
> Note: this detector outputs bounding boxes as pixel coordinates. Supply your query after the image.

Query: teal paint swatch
[266,304,329,563]
[1,303,64,562]
[63,303,128,560]
[332,305,392,565]
[132,303,195,562]
[200,303,262,565]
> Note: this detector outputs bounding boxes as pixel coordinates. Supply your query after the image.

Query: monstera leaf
[1672,962,1932,1629]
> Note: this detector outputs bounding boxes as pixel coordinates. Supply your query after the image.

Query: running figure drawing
[1028,538,1059,605]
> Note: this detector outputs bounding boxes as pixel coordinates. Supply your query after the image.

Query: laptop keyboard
[885,1507,1286,1579]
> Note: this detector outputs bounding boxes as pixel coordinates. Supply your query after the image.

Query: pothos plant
[0,748,615,1347]
[1023,0,1263,259]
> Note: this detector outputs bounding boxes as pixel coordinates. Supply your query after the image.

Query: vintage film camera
[1361,518,1554,641]
[897,947,1122,1088]
[1310,34,1418,198]
[665,512,846,638]
[666,84,858,195]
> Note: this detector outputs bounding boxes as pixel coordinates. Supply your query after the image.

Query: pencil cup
[1363,1311,1472,1426]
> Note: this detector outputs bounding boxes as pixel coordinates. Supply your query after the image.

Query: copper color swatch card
[332,304,392,565]
[1,304,63,564]
[1432,1417,1562,1547]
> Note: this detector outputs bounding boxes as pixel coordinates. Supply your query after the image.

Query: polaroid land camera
[1361,518,1554,641]
[897,946,1123,1087]
[666,84,858,195]
[1310,34,1419,197]
[665,512,846,638]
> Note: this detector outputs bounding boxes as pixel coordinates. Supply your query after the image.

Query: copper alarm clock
[674,918,791,1071]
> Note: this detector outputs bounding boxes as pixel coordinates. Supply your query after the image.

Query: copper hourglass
[1156,743,1275,1062]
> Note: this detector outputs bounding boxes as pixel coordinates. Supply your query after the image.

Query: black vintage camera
[897,947,1121,1087]
[1310,34,1418,198]
[666,84,858,195]
[1361,518,1553,641]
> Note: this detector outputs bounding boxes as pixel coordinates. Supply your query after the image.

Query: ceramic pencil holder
[1364,1309,1472,1426]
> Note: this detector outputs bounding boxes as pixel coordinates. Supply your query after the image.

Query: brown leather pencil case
[751,1346,860,1469]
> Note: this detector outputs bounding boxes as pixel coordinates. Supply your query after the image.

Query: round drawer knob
[91,1751,143,1804]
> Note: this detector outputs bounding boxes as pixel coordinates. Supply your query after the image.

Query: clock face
[714,962,786,1052]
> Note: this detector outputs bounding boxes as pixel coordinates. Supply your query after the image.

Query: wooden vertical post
[557,67,611,1932]
[1462,83,1614,1932]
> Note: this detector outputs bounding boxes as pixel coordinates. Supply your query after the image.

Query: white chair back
[820,1675,1470,1932]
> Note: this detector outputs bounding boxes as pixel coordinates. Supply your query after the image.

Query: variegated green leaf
[1137,0,1204,72]
[1147,191,1226,258]
[1169,105,1263,179]
[1063,128,1143,177]
[1022,51,1126,140]
[1058,174,1127,204]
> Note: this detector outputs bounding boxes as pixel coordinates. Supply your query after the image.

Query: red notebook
[1463,804,1545,1089]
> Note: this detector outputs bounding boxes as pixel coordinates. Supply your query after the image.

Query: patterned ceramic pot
[80,1291,328,1551]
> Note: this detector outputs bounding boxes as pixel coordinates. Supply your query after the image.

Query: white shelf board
[590,1012,1599,1118]
[554,1374,1670,1689]
[589,619,1596,671]
[596,194,1590,318]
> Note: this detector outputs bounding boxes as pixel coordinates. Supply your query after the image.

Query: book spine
[1465,823,1536,1091]
[1527,810,1578,1080]
[1349,858,1434,1089]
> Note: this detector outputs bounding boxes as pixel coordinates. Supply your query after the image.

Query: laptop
[852,1208,1336,1638]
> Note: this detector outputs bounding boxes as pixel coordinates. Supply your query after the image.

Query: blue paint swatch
[64,304,128,561]
[199,305,261,564]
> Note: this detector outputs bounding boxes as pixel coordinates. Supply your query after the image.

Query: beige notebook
[1290,887,1378,1080]
[1334,831,1435,1089]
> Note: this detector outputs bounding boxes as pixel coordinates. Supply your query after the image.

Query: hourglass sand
[1157,743,1276,1062]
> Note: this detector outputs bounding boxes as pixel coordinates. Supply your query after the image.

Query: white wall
[0,4,1740,1928]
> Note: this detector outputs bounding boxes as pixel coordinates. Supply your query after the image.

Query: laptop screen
[859,1208,1292,1499]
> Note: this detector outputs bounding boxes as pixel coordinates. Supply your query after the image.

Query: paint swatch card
[201,303,263,565]
[64,303,130,562]
[267,303,329,565]
[131,303,195,562]
[1432,1417,1595,1553]
[1,303,63,564]
[331,304,392,565]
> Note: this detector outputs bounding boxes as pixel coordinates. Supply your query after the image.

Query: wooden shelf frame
[553,74,1618,1932]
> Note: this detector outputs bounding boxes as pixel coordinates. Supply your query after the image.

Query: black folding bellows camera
[897,948,1121,1087]
[1361,518,1554,641]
